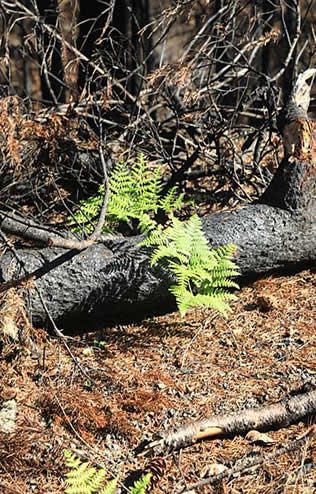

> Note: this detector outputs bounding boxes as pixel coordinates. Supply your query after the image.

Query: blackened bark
[259,156,316,217]
[0,199,315,329]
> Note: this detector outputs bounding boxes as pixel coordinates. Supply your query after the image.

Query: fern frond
[139,224,166,247]
[64,450,117,494]
[193,292,237,316]
[150,215,192,260]
[209,270,240,288]
[144,214,240,317]
[130,473,152,494]
[129,154,162,213]
[137,213,158,234]
[69,154,183,235]
[109,161,133,198]
[87,468,107,492]
[64,450,82,470]
[185,215,211,264]
[98,478,118,494]
[159,187,184,213]
[167,261,194,290]
[169,284,196,317]
[65,461,97,494]
[212,243,238,263]
[151,246,189,267]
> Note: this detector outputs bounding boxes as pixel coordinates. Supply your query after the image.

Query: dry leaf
[200,463,227,478]
[246,430,275,445]
[257,295,278,312]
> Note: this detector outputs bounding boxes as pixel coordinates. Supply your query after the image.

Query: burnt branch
[180,427,315,492]
[140,389,316,456]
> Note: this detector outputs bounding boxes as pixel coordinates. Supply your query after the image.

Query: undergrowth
[142,214,239,316]
[70,153,239,316]
[69,153,183,234]
[64,450,151,494]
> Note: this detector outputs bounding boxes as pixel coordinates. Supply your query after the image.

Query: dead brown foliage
[0,96,97,167]
[0,96,100,218]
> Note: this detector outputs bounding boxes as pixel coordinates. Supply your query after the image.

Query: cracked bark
[0,189,314,329]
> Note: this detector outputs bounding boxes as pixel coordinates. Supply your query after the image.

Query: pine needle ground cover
[0,268,315,493]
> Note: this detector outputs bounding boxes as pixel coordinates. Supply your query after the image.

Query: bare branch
[140,389,316,456]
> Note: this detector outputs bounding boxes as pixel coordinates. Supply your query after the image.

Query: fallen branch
[140,389,316,456]
[0,141,109,251]
[179,427,315,492]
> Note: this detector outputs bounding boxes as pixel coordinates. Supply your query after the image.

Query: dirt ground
[0,267,315,493]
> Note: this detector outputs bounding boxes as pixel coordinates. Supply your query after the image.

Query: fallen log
[0,71,315,329]
[0,201,315,329]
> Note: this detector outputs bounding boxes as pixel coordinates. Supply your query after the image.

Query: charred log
[0,199,315,329]
[0,71,315,329]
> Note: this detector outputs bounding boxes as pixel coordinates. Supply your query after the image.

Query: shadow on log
[0,72,315,329]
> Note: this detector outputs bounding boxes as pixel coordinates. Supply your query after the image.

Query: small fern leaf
[169,285,195,317]
[66,461,94,480]
[99,478,118,494]
[151,246,188,267]
[139,225,166,247]
[138,213,158,234]
[130,473,152,494]
[185,215,210,263]
[165,217,192,255]
[210,276,239,289]
[86,468,107,492]
[167,261,192,289]
[193,293,236,316]
[64,450,82,470]
[159,187,184,213]
[65,464,97,493]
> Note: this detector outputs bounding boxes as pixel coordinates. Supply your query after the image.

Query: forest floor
[0,265,315,493]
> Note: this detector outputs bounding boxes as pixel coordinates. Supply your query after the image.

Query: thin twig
[269,0,301,83]
[36,288,94,384]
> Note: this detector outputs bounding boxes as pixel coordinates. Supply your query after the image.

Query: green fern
[64,450,117,494]
[69,153,184,235]
[63,450,151,494]
[142,214,239,317]
[130,473,152,494]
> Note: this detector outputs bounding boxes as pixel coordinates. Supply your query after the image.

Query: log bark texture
[0,195,315,329]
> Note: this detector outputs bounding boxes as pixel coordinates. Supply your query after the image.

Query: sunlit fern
[69,153,183,235]
[64,450,151,494]
[141,214,239,317]
[130,474,152,494]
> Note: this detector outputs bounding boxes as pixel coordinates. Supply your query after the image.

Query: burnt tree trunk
[0,68,316,329]
[0,153,315,329]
